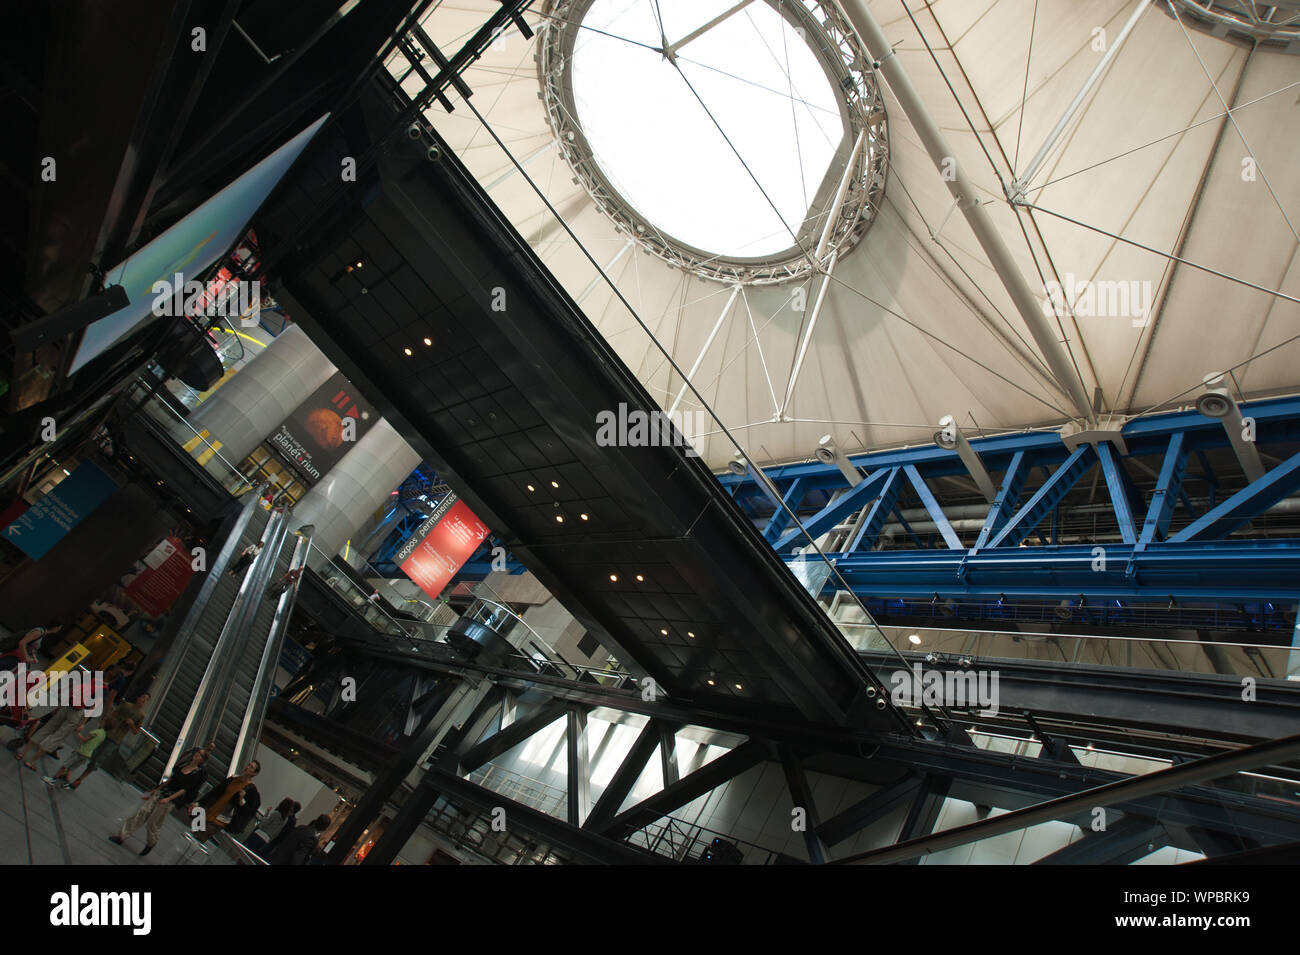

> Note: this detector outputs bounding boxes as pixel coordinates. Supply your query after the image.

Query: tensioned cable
[1012,0,1040,173]
[1166,0,1299,243]
[1012,78,1300,194]
[1020,202,1300,309]
[1131,329,1300,421]
[896,0,1095,415]
[888,166,1060,390]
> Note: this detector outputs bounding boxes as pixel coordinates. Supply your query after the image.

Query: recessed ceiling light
[687,631,695,638]
[907,634,922,645]
[423,337,432,346]
[550,480,560,489]
[659,628,668,635]
[609,574,618,582]
[403,347,412,356]
[526,484,535,492]
[706,679,715,686]
[555,515,564,523]
[635,574,644,582]
[734,683,743,690]
[355,261,363,268]
[580,513,589,521]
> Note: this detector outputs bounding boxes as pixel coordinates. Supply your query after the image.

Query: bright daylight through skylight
[570,0,845,259]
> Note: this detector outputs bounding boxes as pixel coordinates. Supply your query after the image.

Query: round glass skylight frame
[538,0,889,286]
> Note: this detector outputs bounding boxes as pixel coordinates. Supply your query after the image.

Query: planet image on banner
[304,407,344,450]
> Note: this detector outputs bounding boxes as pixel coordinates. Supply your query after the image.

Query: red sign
[124,535,196,616]
[397,494,490,601]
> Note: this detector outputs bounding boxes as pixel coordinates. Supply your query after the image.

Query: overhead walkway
[258,82,902,733]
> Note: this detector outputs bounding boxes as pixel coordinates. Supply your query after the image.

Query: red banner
[397,494,490,601]
[124,535,196,616]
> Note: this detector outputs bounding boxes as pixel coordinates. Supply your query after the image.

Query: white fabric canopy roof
[398,0,1300,468]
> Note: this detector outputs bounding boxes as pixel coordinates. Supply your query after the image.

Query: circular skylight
[540,0,888,284]
[571,0,841,258]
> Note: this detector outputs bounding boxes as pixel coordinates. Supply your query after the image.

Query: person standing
[14,666,101,769]
[109,748,207,857]
[227,541,264,579]
[45,724,107,790]
[269,814,330,866]
[246,797,296,854]
[196,761,260,839]
[0,622,62,671]
[64,692,148,785]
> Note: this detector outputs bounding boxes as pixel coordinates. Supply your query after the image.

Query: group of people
[110,751,331,864]
[5,622,330,865]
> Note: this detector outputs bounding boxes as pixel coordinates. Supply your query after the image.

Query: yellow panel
[181,429,211,454]
[195,439,223,467]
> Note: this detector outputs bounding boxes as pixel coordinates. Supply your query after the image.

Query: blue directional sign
[3,461,119,560]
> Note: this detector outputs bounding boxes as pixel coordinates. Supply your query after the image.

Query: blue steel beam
[815,540,1300,601]
[772,468,892,552]
[971,451,1027,551]
[903,464,962,549]
[1169,449,1300,542]
[846,468,903,553]
[717,397,1300,496]
[988,446,1095,549]
[763,478,806,544]
[1140,432,1190,546]
[1096,442,1137,546]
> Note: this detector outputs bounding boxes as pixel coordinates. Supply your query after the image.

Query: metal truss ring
[537,0,890,287]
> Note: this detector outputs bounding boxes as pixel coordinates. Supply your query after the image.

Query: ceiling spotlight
[609,574,618,582]
[727,452,747,476]
[707,678,716,686]
[635,574,644,582]
[580,513,589,521]
[908,634,922,645]
[815,433,862,486]
[550,480,560,489]
[526,484,535,492]
[1195,375,1235,419]
[1053,600,1073,621]
[687,631,695,639]
[555,515,564,523]
[423,337,432,346]
[933,414,959,450]
[734,683,743,691]
[403,347,412,356]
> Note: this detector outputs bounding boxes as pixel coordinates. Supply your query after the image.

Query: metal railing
[836,620,1296,681]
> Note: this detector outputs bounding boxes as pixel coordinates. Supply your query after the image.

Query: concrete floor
[0,727,219,866]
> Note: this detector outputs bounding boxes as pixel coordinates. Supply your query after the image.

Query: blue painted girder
[810,539,1300,601]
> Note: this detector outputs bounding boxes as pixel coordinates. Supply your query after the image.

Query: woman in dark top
[269,814,330,866]
[110,749,207,857]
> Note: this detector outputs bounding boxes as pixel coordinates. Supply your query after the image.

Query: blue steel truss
[717,398,1300,604]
